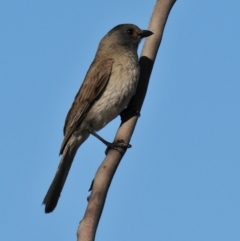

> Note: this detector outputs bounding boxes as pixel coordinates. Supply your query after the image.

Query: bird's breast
[84,54,139,130]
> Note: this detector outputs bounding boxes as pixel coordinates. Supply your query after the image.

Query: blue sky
[1,1,240,240]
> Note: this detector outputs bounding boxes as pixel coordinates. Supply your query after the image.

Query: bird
[42,24,153,213]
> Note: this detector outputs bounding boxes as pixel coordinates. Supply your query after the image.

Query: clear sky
[1,1,240,240]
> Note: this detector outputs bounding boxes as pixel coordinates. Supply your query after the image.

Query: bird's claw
[105,139,131,155]
[120,108,140,122]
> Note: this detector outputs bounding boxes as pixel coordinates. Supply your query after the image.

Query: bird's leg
[87,128,131,154]
[87,128,112,146]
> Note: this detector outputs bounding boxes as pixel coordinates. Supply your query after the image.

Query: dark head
[99,24,153,52]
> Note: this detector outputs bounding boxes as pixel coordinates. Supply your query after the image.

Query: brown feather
[59,58,114,154]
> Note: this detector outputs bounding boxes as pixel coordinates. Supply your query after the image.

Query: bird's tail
[42,146,78,213]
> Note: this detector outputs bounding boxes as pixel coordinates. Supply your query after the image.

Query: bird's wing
[59,58,114,154]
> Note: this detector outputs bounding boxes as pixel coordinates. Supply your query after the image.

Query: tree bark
[77,1,177,240]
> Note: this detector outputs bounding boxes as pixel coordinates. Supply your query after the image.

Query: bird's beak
[139,30,154,38]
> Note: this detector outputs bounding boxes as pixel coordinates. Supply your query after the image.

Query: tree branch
[77,1,177,240]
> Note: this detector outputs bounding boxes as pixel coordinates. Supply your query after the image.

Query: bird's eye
[127,28,134,35]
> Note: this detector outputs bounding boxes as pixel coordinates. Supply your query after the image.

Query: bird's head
[100,24,153,51]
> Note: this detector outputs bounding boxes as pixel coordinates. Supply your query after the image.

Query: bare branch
[77,1,177,240]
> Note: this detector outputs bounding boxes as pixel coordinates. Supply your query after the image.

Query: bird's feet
[87,128,131,155]
[105,139,131,155]
[120,108,140,122]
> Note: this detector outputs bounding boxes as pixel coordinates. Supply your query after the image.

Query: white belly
[83,59,139,131]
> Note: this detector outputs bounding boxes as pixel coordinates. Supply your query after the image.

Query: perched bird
[43,24,153,213]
